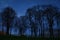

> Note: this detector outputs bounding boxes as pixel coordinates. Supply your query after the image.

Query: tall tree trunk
[49,19,53,38]
[20,27,24,36]
[58,29,60,37]
[57,19,60,38]
[2,22,4,33]
[6,24,9,35]
[34,17,37,37]
[34,25,37,37]
[42,23,44,38]
[29,16,33,37]
[6,21,10,35]
[39,28,40,36]
[31,27,33,37]
[39,20,43,37]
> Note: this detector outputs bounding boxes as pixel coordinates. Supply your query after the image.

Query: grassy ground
[0,35,60,40]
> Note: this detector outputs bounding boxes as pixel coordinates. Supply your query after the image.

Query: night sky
[0,0,60,36]
[0,0,60,17]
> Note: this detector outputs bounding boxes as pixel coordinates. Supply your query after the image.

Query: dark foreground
[0,35,60,40]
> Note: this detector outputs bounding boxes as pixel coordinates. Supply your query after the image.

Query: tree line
[0,5,60,37]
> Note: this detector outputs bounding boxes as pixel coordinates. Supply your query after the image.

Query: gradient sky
[0,0,60,17]
[0,0,60,35]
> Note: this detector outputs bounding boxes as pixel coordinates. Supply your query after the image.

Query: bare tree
[2,7,16,35]
[19,16,27,36]
[26,8,38,36]
[55,12,60,37]
[44,5,58,38]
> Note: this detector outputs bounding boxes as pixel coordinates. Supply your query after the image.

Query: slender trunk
[2,24,4,35]
[6,20,10,35]
[58,29,60,37]
[42,23,44,38]
[31,21,33,36]
[49,19,53,38]
[10,28,11,35]
[2,22,4,33]
[20,27,23,36]
[6,25,9,35]
[2,26,4,32]
[29,16,33,37]
[57,19,60,37]
[34,25,37,37]
[31,27,33,37]
[39,20,43,37]
[34,17,37,37]
[39,28,40,36]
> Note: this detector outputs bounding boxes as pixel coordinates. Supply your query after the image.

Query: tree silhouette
[36,10,44,37]
[55,12,60,37]
[32,6,44,37]
[0,13,4,32]
[19,16,27,36]
[26,8,33,36]
[1,4,59,38]
[2,7,16,35]
[44,5,58,38]
[26,8,38,36]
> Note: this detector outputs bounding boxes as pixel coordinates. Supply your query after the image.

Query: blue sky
[0,0,60,17]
